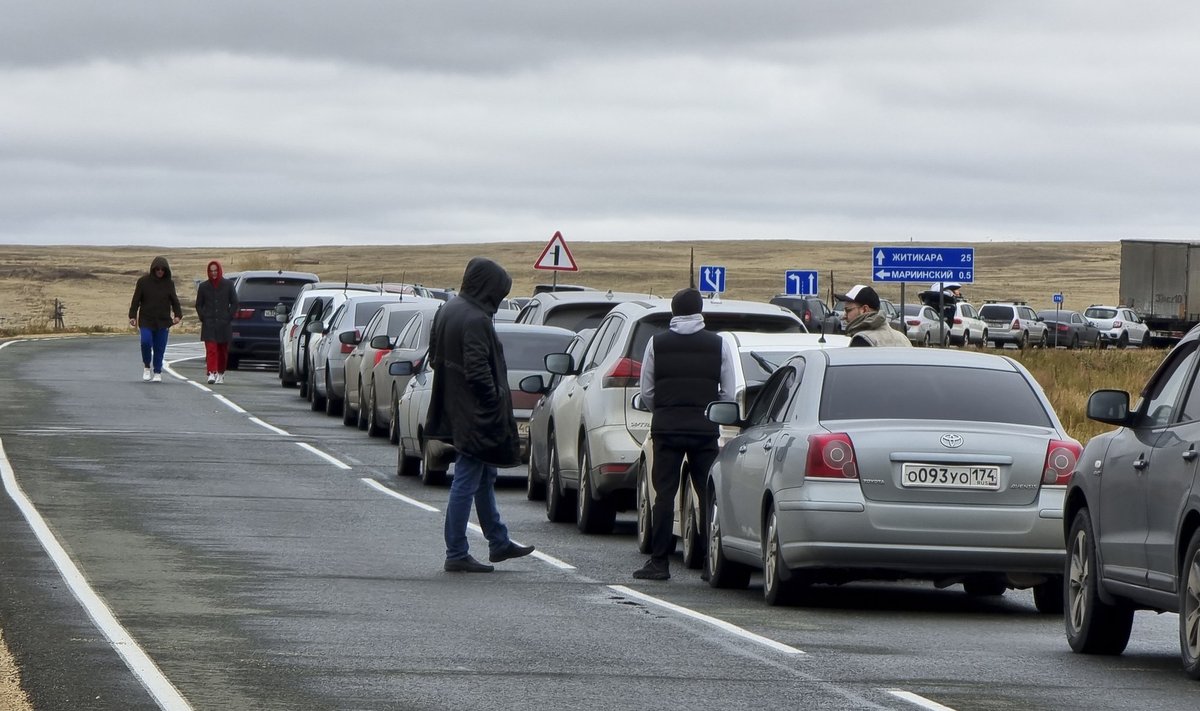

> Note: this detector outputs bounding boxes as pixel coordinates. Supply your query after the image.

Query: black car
[228,270,319,369]
[769,295,842,334]
[1037,309,1103,349]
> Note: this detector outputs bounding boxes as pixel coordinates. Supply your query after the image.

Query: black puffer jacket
[424,257,520,467]
[128,256,183,329]
[195,260,238,343]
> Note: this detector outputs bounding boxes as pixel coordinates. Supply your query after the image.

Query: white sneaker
[143,367,152,382]
[207,373,216,384]
[151,373,163,383]
[215,373,224,384]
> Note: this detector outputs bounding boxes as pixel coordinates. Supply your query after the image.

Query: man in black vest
[633,288,735,581]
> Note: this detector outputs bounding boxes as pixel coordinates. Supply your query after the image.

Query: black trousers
[649,433,719,562]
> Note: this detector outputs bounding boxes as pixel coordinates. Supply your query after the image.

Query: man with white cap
[835,285,913,348]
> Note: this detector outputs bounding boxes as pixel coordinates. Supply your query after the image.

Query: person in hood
[128,256,183,382]
[195,260,238,385]
[633,287,736,581]
[836,285,912,348]
[425,257,535,573]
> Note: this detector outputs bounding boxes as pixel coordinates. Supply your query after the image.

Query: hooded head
[206,260,224,284]
[459,257,512,315]
[150,256,172,279]
[670,288,704,317]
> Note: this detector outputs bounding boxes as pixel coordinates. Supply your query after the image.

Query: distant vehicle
[228,270,320,369]
[1119,239,1200,346]
[515,290,659,332]
[1067,324,1200,675]
[1084,305,1150,349]
[533,283,595,295]
[769,295,843,334]
[903,303,949,347]
[979,302,1049,350]
[704,347,1078,609]
[277,283,390,388]
[308,294,413,416]
[1038,309,1103,349]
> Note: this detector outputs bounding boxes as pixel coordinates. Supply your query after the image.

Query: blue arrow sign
[785,270,818,296]
[699,265,726,293]
[871,246,975,283]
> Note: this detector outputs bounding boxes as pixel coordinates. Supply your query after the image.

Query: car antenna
[343,268,349,295]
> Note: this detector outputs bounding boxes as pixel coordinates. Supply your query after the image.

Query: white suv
[542,297,804,534]
[979,302,1050,349]
[947,301,988,347]
[1083,305,1149,349]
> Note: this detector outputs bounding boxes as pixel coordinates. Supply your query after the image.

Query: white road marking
[212,394,246,414]
[609,584,805,656]
[296,442,352,470]
[0,440,193,711]
[886,689,959,711]
[249,417,291,436]
[361,479,440,512]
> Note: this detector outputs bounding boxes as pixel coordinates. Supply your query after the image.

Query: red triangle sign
[534,231,579,271]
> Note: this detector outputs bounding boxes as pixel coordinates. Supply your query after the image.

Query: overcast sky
[3,1,1199,247]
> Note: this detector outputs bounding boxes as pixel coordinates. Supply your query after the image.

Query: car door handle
[1133,458,1149,470]
[738,445,747,454]
[762,441,773,451]
[1185,450,1198,462]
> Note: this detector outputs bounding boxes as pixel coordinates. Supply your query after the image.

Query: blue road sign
[871,246,975,284]
[785,270,818,296]
[1053,292,1064,304]
[699,265,726,293]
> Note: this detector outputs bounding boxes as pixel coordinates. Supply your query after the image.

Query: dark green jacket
[128,256,183,329]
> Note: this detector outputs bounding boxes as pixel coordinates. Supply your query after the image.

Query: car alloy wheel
[388,387,401,444]
[1066,509,1133,654]
[545,434,575,523]
[762,507,803,606]
[1180,528,1200,678]
[636,459,652,554]
[576,441,615,534]
[706,495,750,589]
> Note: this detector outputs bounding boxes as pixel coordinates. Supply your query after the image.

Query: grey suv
[979,302,1049,349]
[1066,325,1200,676]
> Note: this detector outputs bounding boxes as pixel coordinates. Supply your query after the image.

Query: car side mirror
[544,352,575,375]
[706,400,742,427]
[519,374,548,394]
[369,335,391,350]
[338,330,360,346]
[1087,389,1131,426]
[630,393,650,412]
[306,321,326,334]
[389,360,415,376]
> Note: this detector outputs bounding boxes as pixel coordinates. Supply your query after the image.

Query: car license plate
[517,421,529,438]
[264,309,275,318]
[901,464,999,490]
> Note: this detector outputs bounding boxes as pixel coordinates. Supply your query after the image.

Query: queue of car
[253,275,1200,679]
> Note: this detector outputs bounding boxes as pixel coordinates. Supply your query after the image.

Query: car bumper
[772,483,1065,574]
[587,424,644,496]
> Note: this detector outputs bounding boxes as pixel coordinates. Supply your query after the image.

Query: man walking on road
[128,256,183,382]
[425,257,535,573]
[633,287,735,581]
[195,260,238,384]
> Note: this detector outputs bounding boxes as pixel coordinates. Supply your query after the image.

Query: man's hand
[129,318,137,328]
[172,315,181,325]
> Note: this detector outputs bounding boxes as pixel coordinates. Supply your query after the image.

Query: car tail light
[1042,439,1082,486]
[1011,319,1020,331]
[953,316,963,325]
[906,318,920,326]
[289,323,300,340]
[234,308,256,320]
[1056,324,1070,333]
[599,462,635,477]
[806,433,858,479]
[373,348,391,367]
[603,357,641,388]
[1113,320,1123,328]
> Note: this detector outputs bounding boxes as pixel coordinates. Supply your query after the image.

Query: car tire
[310,367,326,411]
[1118,332,1129,349]
[978,329,988,348]
[388,387,401,445]
[1070,334,1080,350]
[1066,509,1134,655]
[576,440,616,534]
[706,493,751,589]
[636,459,652,554]
[1038,332,1048,349]
[680,484,704,570]
[1033,575,1065,615]
[324,370,343,416]
[397,442,420,477]
[419,438,448,486]
[763,506,805,606]
[963,575,1007,598]
[226,355,240,371]
[343,384,359,426]
[279,354,294,387]
[365,381,385,437]
[958,330,969,348]
[1017,332,1028,350]
[526,450,546,501]
[298,368,309,398]
[356,380,371,431]
[545,433,576,523]
[922,332,931,347]
[1179,528,1200,678]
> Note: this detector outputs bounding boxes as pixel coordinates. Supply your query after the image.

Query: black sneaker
[444,555,494,573]
[632,559,670,580]
[489,543,535,563]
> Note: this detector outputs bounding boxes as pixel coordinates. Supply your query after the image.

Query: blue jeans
[444,452,511,560]
[139,327,170,373]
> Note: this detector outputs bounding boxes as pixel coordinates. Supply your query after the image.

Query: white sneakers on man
[207,373,217,384]
[214,373,224,385]
[143,367,152,382]
[151,373,163,383]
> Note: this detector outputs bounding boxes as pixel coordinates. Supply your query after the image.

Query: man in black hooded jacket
[426,257,536,573]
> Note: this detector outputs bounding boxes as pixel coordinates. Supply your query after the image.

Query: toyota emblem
[940,434,964,448]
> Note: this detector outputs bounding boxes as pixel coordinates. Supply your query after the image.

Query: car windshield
[542,304,620,331]
[500,332,575,370]
[627,313,803,360]
[1085,308,1117,319]
[819,364,1053,426]
[902,304,927,317]
[979,305,1015,320]
[237,278,314,302]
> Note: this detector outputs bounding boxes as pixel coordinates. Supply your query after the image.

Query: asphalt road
[0,335,1196,711]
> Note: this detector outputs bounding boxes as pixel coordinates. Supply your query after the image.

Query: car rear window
[237,278,316,302]
[353,300,395,325]
[500,332,575,370]
[627,314,803,361]
[819,364,1053,426]
[386,310,421,337]
[543,304,619,331]
[978,305,1015,320]
[1085,308,1117,319]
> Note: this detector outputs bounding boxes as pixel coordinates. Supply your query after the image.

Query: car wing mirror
[630,393,650,412]
[706,400,743,427]
[338,330,360,346]
[1086,389,1131,426]
[389,360,415,376]
[369,335,391,350]
[306,321,326,334]
[519,374,548,394]
[544,352,575,375]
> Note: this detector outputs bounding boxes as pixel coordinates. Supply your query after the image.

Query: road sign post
[785,270,818,296]
[871,246,975,284]
[698,265,726,293]
[534,231,579,272]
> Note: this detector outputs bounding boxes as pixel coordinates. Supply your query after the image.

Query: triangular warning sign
[534,231,579,271]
